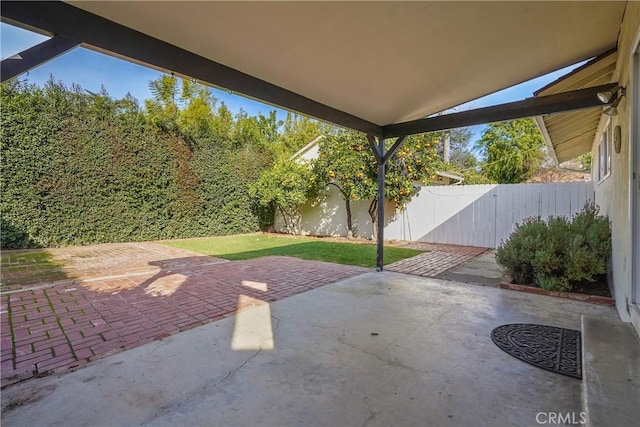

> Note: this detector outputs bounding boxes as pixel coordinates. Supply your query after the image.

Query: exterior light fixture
[603,103,619,116]
[597,86,618,103]
[601,86,626,116]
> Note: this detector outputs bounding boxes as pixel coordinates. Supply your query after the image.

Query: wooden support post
[377,137,385,271]
[367,134,408,271]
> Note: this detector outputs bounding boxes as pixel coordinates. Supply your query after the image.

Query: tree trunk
[368,198,378,242]
[278,205,298,235]
[444,131,451,164]
[345,197,353,238]
[327,182,355,238]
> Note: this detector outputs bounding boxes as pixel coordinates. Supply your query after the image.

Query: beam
[534,116,559,166]
[366,135,383,270]
[382,135,408,164]
[1,1,383,138]
[1,35,80,83]
[366,135,383,163]
[382,83,618,139]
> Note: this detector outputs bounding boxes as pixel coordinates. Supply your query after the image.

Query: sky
[1,22,585,141]
[0,23,285,119]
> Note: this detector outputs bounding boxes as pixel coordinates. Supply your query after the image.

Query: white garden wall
[275,182,594,248]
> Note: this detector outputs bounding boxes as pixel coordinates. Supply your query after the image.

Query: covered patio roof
[1,1,627,136]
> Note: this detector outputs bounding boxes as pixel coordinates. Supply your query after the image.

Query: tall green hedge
[1,79,273,248]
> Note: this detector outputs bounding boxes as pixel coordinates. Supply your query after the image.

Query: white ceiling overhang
[66,1,625,127]
[534,50,618,163]
[1,1,627,136]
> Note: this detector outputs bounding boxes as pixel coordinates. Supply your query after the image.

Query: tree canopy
[474,118,545,183]
[309,130,440,237]
[249,159,315,233]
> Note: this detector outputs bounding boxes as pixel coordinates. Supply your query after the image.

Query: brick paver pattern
[1,243,368,386]
[387,243,488,277]
[1,242,225,292]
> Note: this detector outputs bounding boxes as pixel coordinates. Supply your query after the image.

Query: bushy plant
[495,217,547,284]
[0,220,41,249]
[249,160,315,234]
[496,203,611,292]
[531,216,572,291]
[564,203,611,283]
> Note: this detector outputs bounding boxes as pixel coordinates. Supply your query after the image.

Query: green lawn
[163,234,423,268]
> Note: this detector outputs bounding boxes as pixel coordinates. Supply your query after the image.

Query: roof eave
[534,116,560,166]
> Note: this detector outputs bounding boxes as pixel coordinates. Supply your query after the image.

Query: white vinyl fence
[275,182,594,249]
[385,182,594,248]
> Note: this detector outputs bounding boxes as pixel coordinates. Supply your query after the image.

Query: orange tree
[249,159,315,234]
[313,130,440,238]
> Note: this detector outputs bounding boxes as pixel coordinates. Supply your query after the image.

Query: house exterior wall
[592,3,640,325]
[295,143,320,162]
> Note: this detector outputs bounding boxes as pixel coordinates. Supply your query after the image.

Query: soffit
[535,50,618,163]
[68,1,626,127]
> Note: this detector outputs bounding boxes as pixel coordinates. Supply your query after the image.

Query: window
[598,121,611,182]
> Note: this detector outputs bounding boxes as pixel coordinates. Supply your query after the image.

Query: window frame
[597,119,612,183]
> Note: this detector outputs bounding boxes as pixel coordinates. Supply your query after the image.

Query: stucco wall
[273,185,396,240]
[592,3,640,322]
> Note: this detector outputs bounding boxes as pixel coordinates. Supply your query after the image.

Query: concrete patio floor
[1,271,618,427]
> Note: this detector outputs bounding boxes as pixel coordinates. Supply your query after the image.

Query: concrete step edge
[581,315,640,427]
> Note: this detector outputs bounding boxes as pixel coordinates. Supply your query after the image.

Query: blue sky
[0,23,282,119]
[1,22,583,140]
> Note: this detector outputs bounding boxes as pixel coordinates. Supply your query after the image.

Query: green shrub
[495,217,547,284]
[531,216,571,291]
[565,203,611,283]
[536,276,566,292]
[496,203,611,292]
[0,220,41,249]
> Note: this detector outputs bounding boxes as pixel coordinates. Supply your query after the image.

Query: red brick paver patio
[1,243,368,387]
[1,242,226,292]
[386,243,488,277]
